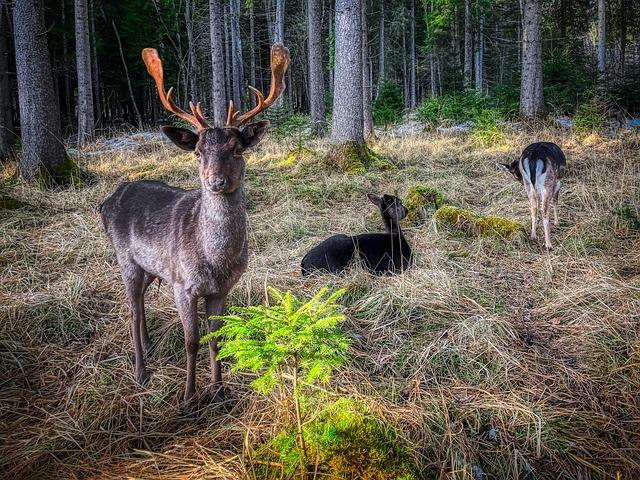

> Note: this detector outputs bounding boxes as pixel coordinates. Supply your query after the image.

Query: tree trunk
[90,0,101,127]
[619,0,626,75]
[224,3,231,105]
[0,3,14,160]
[112,20,142,129]
[520,0,544,118]
[409,0,416,108]
[249,4,256,89]
[328,9,334,97]
[597,0,606,84]
[376,0,384,97]
[475,13,484,94]
[463,0,472,88]
[75,0,94,145]
[13,0,68,179]
[209,0,226,126]
[331,0,363,146]
[402,13,408,107]
[61,0,73,127]
[274,0,285,109]
[308,0,326,135]
[230,0,243,109]
[185,0,198,102]
[362,0,373,138]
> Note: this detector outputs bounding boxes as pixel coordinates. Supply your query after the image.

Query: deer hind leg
[553,181,561,226]
[525,183,538,241]
[205,295,227,389]
[120,261,149,385]
[541,188,554,250]
[139,274,156,354]
[173,285,199,408]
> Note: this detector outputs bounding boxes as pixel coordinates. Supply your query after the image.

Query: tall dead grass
[0,127,638,479]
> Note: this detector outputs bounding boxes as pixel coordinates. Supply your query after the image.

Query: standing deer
[100,44,290,411]
[497,141,567,249]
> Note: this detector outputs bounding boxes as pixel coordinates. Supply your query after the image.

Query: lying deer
[301,194,412,275]
[497,141,566,249]
[100,44,290,411]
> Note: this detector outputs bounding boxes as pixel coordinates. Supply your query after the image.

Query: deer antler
[226,43,291,127]
[142,48,209,131]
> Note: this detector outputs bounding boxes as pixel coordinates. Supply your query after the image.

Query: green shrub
[373,81,405,126]
[543,47,592,115]
[574,96,607,134]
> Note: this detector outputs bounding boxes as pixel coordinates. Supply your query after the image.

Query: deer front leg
[525,184,538,241]
[205,295,227,388]
[174,285,199,409]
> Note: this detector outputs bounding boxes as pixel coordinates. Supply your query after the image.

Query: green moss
[37,156,91,188]
[434,205,524,239]
[282,146,315,167]
[404,185,446,224]
[328,142,394,174]
[257,399,417,480]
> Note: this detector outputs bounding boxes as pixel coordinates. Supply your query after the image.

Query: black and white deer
[100,44,290,411]
[301,194,412,275]
[497,142,567,249]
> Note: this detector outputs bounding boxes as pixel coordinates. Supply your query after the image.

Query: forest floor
[1,127,639,479]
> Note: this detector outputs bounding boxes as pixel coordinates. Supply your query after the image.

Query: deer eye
[194,151,201,158]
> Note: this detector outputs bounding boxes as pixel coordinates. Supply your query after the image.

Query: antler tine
[142,48,209,131]
[227,43,290,127]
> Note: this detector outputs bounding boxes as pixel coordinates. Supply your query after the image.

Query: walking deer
[301,194,412,275]
[100,44,290,411]
[497,142,567,249]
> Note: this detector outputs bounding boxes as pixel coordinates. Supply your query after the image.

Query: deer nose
[206,177,227,192]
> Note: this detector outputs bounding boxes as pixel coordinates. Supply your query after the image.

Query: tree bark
[209,0,227,126]
[249,4,256,89]
[619,0,626,75]
[230,0,243,109]
[75,0,94,145]
[463,0,472,88]
[520,0,544,118]
[274,0,285,109]
[185,0,198,102]
[376,0,384,97]
[61,0,73,127]
[597,0,606,83]
[90,0,101,127]
[0,3,14,159]
[13,0,68,179]
[331,0,363,146]
[362,0,373,138]
[475,13,484,94]
[224,2,231,106]
[308,0,326,135]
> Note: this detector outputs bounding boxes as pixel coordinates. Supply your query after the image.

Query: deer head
[142,44,290,194]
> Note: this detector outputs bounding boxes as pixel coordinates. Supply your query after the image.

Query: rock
[437,120,474,135]
[393,120,425,137]
[404,185,446,225]
[556,116,574,129]
[624,118,640,129]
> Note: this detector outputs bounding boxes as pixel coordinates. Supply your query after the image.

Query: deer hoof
[135,368,150,386]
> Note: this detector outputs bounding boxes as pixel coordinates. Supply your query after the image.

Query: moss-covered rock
[328,142,394,174]
[434,205,524,239]
[404,185,446,224]
[257,399,417,480]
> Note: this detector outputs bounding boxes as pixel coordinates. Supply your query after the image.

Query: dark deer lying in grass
[497,141,567,249]
[100,44,290,411]
[301,194,412,275]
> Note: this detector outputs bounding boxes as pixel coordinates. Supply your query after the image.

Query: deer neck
[382,214,402,237]
[198,185,247,261]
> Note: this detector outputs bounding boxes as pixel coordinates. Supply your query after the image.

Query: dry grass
[0,127,639,479]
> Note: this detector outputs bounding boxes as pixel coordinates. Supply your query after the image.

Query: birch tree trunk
[597,0,606,84]
[209,0,227,126]
[0,4,14,159]
[463,0,472,88]
[377,0,384,97]
[520,0,544,118]
[331,0,363,149]
[308,0,326,134]
[75,0,94,145]
[362,0,373,138]
[13,0,68,179]
[230,0,243,109]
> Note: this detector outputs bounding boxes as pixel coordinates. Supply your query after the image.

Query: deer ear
[240,121,270,149]
[367,193,382,206]
[161,126,199,151]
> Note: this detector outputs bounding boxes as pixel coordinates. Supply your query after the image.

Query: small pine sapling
[201,287,350,476]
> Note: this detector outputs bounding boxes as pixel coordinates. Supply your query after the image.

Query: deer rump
[301,232,412,275]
